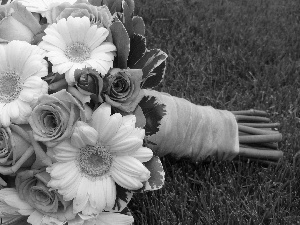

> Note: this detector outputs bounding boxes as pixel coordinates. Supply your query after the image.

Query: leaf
[141,60,166,89]
[127,34,146,68]
[88,0,106,6]
[11,1,41,35]
[122,1,134,38]
[120,206,133,216]
[143,156,165,191]
[110,21,130,69]
[138,95,166,136]
[133,105,146,128]
[125,0,134,15]
[111,184,133,212]
[105,0,122,14]
[132,49,168,82]
[132,16,145,36]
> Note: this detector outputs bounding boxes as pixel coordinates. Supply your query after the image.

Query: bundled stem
[232,110,283,163]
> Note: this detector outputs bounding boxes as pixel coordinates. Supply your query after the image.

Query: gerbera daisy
[18,0,77,16]
[0,40,48,127]
[39,16,116,85]
[47,103,153,215]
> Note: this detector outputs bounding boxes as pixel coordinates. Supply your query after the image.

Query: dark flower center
[0,71,23,103]
[78,143,113,179]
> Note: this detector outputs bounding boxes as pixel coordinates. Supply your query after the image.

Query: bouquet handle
[142,90,283,163]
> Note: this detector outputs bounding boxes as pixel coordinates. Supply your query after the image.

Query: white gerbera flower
[39,16,116,85]
[47,103,153,215]
[18,0,77,13]
[0,41,48,127]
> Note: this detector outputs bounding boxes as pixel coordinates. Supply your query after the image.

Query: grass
[128,0,300,224]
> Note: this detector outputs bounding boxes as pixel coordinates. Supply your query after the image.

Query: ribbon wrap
[144,90,239,161]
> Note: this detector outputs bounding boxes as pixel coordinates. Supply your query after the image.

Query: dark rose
[103,68,144,112]
[47,0,113,28]
[28,89,86,147]
[15,170,76,221]
[0,2,42,43]
[74,67,104,96]
[0,125,33,168]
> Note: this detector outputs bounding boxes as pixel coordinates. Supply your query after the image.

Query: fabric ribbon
[144,89,239,161]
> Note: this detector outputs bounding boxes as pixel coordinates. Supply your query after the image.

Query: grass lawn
[128,0,300,224]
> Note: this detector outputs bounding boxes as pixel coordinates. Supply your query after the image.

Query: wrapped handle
[144,89,239,161]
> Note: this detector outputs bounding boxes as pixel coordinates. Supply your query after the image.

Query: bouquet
[0,0,283,224]
[0,0,166,224]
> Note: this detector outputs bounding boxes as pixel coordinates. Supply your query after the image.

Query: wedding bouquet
[0,0,283,224]
[0,0,167,224]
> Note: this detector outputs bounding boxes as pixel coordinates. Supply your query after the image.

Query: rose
[0,2,42,43]
[47,1,113,27]
[74,67,104,96]
[0,125,33,167]
[15,170,76,222]
[103,68,145,112]
[28,89,86,147]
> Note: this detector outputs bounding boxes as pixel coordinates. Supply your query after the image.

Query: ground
[129,0,300,224]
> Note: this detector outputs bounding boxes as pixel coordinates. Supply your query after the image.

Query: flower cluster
[0,0,167,224]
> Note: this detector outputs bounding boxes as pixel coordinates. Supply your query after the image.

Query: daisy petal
[109,137,143,155]
[112,156,150,181]
[131,147,153,162]
[104,176,116,209]
[110,166,143,190]
[97,212,134,225]
[7,102,20,120]
[91,103,111,135]
[100,113,122,144]
[74,176,89,213]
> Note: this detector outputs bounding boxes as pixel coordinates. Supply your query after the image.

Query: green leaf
[143,156,165,191]
[105,0,122,14]
[132,16,145,36]
[110,20,130,69]
[88,0,106,6]
[132,49,167,88]
[133,105,146,128]
[141,49,167,80]
[138,95,166,136]
[11,1,41,35]
[111,184,133,212]
[121,206,133,216]
[125,0,135,15]
[141,60,166,89]
[122,1,134,37]
[127,34,146,68]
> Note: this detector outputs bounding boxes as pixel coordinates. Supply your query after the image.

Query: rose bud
[74,67,104,96]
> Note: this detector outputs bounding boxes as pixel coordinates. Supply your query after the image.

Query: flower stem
[239,134,282,143]
[238,124,278,135]
[235,115,271,123]
[232,109,283,163]
[239,147,283,161]
[238,122,280,128]
[231,109,269,117]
